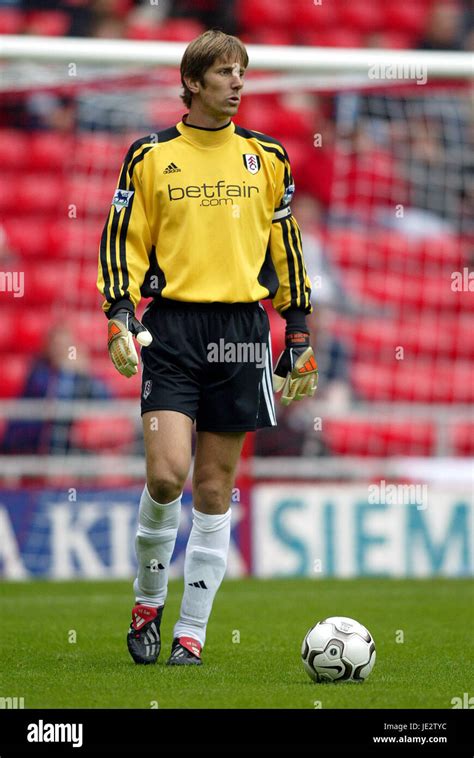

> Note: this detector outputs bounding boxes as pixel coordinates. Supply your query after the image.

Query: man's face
[190,58,245,119]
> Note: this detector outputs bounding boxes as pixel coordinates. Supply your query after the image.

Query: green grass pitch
[1,578,473,709]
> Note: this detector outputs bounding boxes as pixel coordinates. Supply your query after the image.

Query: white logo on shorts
[143,380,152,399]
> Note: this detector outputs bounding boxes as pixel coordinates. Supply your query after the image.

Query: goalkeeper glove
[273,331,318,406]
[107,309,152,378]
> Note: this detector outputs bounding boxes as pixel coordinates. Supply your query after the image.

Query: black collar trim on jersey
[182,115,232,132]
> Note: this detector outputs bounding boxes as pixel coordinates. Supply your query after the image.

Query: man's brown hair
[180,30,249,109]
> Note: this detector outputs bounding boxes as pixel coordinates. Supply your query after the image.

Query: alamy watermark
[451,268,473,291]
[368,63,427,86]
[0,696,25,708]
[0,271,24,298]
[207,339,267,369]
[27,720,83,748]
[451,692,474,708]
[368,480,428,510]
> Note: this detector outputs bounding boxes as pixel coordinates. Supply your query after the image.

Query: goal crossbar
[0,36,472,78]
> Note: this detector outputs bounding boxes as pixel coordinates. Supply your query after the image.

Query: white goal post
[0,35,472,77]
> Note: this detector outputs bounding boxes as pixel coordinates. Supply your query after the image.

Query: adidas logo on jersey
[163,162,181,174]
[188,580,208,589]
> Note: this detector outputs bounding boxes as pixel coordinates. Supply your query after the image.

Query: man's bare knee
[194,480,231,514]
[147,473,186,504]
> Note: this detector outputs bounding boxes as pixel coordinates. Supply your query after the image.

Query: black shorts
[140,300,277,432]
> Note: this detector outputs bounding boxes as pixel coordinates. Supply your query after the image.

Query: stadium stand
[0,0,472,459]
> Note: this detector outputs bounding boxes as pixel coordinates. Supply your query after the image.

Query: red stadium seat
[337,1,385,33]
[304,29,365,48]
[237,100,279,138]
[48,219,103,258]
[153,18,204,42]
[94,358,142,398]
[0,175,20,213]
[452,422,474,457]
[326,229,466,272]
[239,0,291,30]
[125,20,163,41]
[25,11,70,36]
[126,18,203,41]
[325,228,371,269]
[73,311,107,355]
[370,231,465,271]
[414,235,468,269]
[13,310,52,354]
[287,0,338,31]
[340,148,408,209]
[367,31,417,50]
[16,175,64,215]
[70,418,136,453]
[2,218,51,257]
[383,1,429,36]
[77,265,104,308]
[242,28,294,46]
[345,269,474,313]
[0,311,17,353]
[324,419,435,456]
[21,262,102,308]
[73,134,128,172]
[23,262,74,305]
[297,147,333,201]
[66,175,115,218]
[0,9,24,34]
[333,315,474,361]
[112,0,135,17]
[273,107,314,141]
[0,130,29,170]
[237,100,313,142]
[28,132,74,172]
[352,360,474,403]
[0,356,29,398]
[279,139,311,190]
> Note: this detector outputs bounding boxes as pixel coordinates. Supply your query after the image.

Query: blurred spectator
[25,93,75,131]
[169,0,237,34]
[0,225,20,269]
[21,0,136,37]
[312,122,409,226]
[292,194,355,310]
[88,0,128,38]
[417,1,464,50]
[1,324,111,454]
[461,0,474,49]
[21,0,84,36]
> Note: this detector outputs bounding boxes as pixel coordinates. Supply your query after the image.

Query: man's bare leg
[128,411,192,664]
[169,431,246,662]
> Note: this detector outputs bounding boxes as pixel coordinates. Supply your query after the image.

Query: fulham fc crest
[143,380,152,400]
[243,154,261,175]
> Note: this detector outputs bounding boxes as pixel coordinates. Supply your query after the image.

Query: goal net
[0,40,472,479]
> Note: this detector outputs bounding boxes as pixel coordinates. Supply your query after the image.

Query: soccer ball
[301,616,376,683]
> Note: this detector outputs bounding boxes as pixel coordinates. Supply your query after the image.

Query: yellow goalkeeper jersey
[97,117,312,316]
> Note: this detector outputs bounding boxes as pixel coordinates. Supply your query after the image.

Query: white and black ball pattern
[301,616,376,683]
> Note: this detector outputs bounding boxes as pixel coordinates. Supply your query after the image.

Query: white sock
[173,508,231,648]
[133,485,181,608]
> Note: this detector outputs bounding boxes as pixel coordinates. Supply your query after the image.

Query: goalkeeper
[97,30,317,667]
